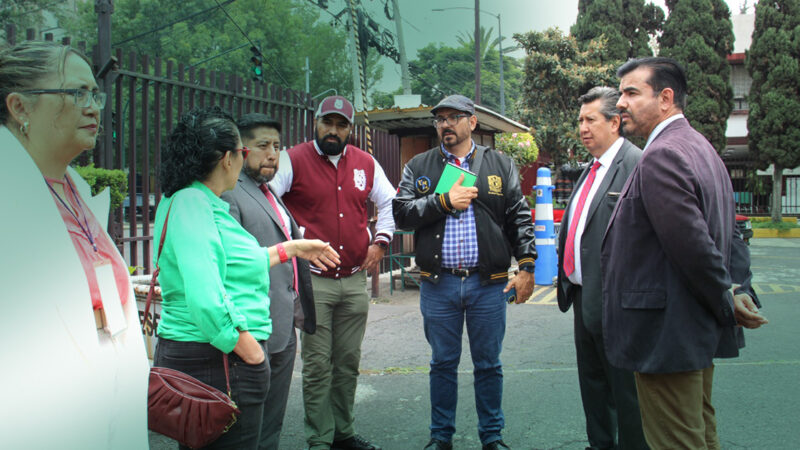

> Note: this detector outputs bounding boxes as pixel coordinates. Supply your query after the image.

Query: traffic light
[250,46,264,83]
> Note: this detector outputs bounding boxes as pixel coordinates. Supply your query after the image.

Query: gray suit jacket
[601,118,737,373]
[557,139,642,334]
[221,174,316,355]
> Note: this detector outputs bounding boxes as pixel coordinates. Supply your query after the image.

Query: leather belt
[441,267,479,278]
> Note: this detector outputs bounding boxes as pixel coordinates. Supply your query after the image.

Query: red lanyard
[46,176,98,252]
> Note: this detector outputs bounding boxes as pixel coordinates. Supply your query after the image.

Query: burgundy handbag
[142,203,241,448]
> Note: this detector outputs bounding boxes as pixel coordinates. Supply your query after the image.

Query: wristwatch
[518,263,535,273]
[374,241,389,250]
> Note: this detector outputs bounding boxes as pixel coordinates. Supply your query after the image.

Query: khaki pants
[635,365,719,450]
[301,271,370,449]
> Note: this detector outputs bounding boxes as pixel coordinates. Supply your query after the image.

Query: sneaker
[482,440,510,450]
[331,434,382,450]
[424,438,453,450]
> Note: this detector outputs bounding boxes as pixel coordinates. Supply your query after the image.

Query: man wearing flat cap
[271,95,394,450]
[393,94,536,450]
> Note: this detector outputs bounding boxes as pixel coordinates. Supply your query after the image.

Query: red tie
[259,184,299,294]
[563,161,602,277]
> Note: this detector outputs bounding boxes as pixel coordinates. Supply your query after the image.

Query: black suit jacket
[221,174,316,355]
[601,118,737,373]
[557,139,642,334]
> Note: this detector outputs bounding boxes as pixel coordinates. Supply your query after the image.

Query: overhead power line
[113,0,236,46]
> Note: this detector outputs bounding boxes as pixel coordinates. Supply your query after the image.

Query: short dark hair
[236,113,282,141]
[160,106,238,197]
[617,57,688,110]
[579,86,621,121]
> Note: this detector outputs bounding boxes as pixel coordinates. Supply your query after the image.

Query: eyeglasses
[236,146,251,159]
[433,113,470,128]
[19,88,107,109]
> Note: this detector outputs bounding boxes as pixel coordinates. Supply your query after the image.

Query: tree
[1,0,69,42]
[515,28,617,166]
[571,0,665,62]
[659,0,734,154]
[60,0,383,100]
[746,0,800,222]
[372,37,525,118]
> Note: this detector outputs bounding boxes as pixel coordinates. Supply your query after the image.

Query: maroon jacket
[601,118,737,374]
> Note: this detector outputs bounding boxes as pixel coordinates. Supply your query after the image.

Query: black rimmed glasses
[19,88,107,109]
[433,113,470,128]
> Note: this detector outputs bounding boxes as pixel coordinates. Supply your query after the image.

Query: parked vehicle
[736,214,753,244]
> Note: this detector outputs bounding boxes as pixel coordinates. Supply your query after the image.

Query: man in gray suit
[557,87,646,449]
[221,113,316,450]
[602,57,767,449]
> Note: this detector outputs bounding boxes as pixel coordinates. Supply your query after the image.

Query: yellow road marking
[752,283,800,294]
[525,285,557,305]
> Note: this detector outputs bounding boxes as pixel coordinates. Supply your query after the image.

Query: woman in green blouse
[152,106,339,449]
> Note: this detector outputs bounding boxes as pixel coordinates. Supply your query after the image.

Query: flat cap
[431,94,475,116]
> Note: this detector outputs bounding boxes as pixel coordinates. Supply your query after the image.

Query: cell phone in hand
[505,287,517,304]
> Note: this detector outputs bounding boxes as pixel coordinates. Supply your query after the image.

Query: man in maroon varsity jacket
[270,96,394,450]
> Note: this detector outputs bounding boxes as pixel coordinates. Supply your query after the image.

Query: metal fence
[6,25,401,276]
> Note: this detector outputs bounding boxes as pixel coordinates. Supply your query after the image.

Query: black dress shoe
[331,434,382,450]
[424,438,453,450]
[482,440,510,450]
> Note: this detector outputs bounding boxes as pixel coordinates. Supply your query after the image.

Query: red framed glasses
[236,146,251,159]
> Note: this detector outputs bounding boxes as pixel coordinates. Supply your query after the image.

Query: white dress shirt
[567,137,624,286]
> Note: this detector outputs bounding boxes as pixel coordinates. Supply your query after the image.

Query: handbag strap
[142,199,234,397]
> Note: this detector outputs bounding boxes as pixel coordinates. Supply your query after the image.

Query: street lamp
[432,6,506,115]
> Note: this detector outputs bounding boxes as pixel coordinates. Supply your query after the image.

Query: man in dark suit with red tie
[221,113,316,450]
[602,57,768,449]
[557,87,646,449]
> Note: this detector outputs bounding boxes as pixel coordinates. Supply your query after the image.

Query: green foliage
[659,0,734,153]
[59,0,383,100]
[495,132,539,168]
[373,32,524,117]
[515,29,617,166]
[1,0,63,42]
[73,164,128,211]
[746,0,800,171]
[752,220,800,229]
[571,0,664,62]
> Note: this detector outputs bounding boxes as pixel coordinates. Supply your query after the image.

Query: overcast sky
[329,0,752,96]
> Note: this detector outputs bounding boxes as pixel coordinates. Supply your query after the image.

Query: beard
[316,133,347,155]
[243,163,275,184]
[439,128,464,148]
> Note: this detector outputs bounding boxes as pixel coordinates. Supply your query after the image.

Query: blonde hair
[0,41,92,125]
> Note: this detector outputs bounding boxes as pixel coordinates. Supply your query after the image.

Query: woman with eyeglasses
[153,106,339,449]
[0,42,149,447]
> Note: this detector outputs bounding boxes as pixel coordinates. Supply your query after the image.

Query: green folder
[435,162,477,194]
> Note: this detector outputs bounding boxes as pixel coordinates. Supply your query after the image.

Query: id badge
[95,262,128,336]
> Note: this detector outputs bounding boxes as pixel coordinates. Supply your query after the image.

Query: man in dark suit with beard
[602,57,768,449]
[557,86,646,449]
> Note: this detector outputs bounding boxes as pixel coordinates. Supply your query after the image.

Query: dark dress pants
[259,330,297,450]
[154,338,271,450]
[573,287,648,450]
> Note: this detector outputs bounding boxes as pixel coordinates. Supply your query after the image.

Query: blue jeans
[420,273,507,445]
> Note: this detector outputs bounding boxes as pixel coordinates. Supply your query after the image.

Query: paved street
[150,238,800,449]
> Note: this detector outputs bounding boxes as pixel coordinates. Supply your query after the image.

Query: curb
[752,228,800,238]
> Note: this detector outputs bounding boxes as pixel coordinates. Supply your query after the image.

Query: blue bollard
[533,167,558,285]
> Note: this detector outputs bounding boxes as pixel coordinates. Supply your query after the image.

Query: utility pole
[497,13,505,116]
[95,0,114,169]
[392,0,411,95]
[346,13,364,111]
[304,57,311,93]
[474,0,481,104]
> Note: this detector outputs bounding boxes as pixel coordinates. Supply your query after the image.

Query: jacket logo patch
[416,176,431,193]
[353,169,366,191]
[487,175,503,195]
